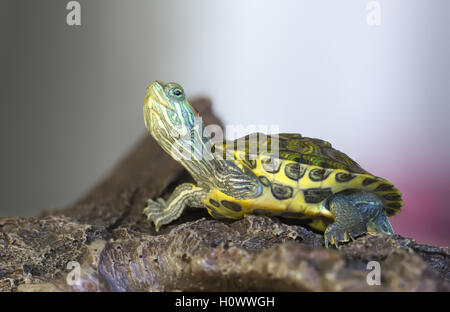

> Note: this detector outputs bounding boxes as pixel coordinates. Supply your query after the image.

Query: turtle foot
[324,222,366,248]
[324,190,395,248]
[143,198,167,231]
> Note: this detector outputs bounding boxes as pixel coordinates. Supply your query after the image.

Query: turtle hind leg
[143,183,207,231]
[324,190,394,248]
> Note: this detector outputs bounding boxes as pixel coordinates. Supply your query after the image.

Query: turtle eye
[171,88,184,98]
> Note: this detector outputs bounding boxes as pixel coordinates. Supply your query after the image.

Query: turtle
[142,80,404,247]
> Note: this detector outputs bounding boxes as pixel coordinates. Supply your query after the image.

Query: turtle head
[143,80,261,194]
[143,81,200,155]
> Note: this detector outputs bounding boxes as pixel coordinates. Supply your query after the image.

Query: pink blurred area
[389,173,450,247]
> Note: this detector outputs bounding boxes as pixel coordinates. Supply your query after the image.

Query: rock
[0,98,449,292]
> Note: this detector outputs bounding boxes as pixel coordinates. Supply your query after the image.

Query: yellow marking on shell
[330,171,403,215]
[326,170,367,193]
[308,218,329,232]
[286,191,334,219]
[242,156,402,214]
[213,149,403,231]
[208,182,334,233]
[204,186,295,219]
[276,161,303,188]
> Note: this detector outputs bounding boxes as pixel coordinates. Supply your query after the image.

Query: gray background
[1,0,449,245]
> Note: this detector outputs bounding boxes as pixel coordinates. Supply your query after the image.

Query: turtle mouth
[146,81,175,112]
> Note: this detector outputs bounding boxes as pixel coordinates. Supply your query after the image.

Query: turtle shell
[214,133,403,217]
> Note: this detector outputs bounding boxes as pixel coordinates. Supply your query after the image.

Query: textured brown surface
[0,98,449,292]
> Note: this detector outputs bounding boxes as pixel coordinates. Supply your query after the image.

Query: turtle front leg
[324,190,394,248]
[144,183,208,231]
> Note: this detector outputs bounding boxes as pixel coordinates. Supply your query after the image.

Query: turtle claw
[324,235,341,249]
[143,198,166,231]
[348,233,355,241]
[324,223,357,248]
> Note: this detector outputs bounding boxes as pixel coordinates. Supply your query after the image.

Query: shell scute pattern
[213,132,403,222]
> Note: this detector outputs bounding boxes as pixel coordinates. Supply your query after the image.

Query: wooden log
[0,98,448,292]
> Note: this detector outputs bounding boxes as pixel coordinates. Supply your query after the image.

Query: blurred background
[1,0,449,246]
